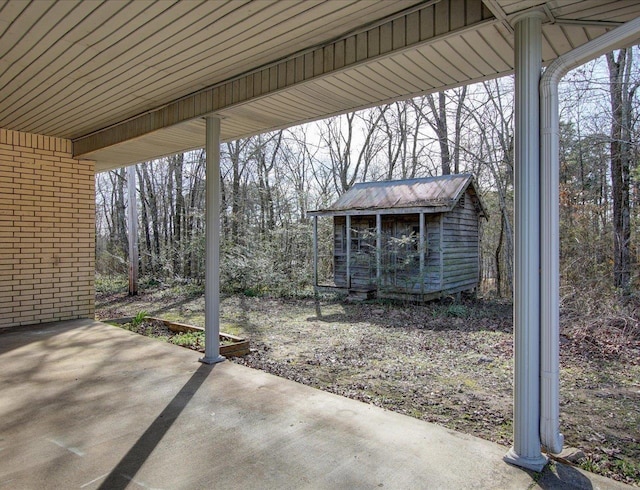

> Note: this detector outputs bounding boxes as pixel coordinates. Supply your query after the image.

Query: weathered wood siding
[334,216,377,290]
[440,189,480,293]
[424,214,442,292]
[333,214,443,293]
[334,216,347,287]
[379,214,442,294]
[331,191,479,298]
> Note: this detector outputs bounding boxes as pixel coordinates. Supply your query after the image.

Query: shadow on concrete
[537,462,595,489]
[98,363,216,490]
[0,320,82,356]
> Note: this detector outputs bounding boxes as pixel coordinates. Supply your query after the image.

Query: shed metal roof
[309,174,487,217]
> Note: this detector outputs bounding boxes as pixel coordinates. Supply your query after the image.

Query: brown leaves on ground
[97,290,640,485]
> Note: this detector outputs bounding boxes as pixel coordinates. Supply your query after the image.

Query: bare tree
[283,127,316,221]
[223,139,252,242]
[422,87,468,175]
[606,48,638,292]
[462,80,514,295]
[319,108,387,194]
[379,102,407,180]
[253,131,283,234]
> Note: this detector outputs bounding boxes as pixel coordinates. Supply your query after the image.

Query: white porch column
[127,164,138,296]
[504,11,547,471]
[200,116,225,365]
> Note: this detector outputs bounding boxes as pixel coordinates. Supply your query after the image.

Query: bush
[95,274,128,295]
[220,224,314,297]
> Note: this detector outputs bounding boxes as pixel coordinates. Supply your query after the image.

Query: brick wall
[0,128,95,328]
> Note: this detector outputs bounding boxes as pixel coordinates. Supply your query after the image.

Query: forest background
[94,49,640,484]
[95,49,640,304]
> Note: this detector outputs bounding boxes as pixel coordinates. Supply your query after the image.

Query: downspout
[539,16,640,454]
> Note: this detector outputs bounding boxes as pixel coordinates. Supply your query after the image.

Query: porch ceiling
[1,0,639,171]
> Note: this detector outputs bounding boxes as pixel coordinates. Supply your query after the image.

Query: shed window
[351,223,375,253]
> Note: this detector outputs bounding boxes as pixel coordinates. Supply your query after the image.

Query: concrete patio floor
[0,320,631,489]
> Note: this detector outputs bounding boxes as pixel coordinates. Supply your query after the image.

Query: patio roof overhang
[1,0,639,171]
[3,0,640,475]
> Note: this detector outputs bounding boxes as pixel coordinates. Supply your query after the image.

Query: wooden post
[439,215,444,289]
[376,214,382,285]
[127,164,138,296]
[346,214,351,289]
[419,212,425,294]
[313,216,318,287]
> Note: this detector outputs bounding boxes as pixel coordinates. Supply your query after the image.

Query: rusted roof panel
[310,174,487,217]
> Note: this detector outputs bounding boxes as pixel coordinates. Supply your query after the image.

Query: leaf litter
[97,290,640,485]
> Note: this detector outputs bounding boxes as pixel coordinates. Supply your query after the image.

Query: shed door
[333,220,346,287]
[381,219,421,291]
[349,218,376,290]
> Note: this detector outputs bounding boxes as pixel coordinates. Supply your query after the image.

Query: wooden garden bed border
[102,316,251,357]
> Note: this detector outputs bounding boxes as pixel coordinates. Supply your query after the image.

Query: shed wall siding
[334,216,376,290]
[333,213,444,293]
[0,128,95,328]
[441,189,480,292]
[381,214,442,293]
[324,178,483,300]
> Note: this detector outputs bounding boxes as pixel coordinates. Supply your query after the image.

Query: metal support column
[504,11,547,472]
[200,116,225,365]
[127,164,138,296]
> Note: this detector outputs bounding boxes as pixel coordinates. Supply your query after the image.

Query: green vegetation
[432,303,469,318]
[169,331,204,348]
[95,274,128,295]
[131,310,147,327]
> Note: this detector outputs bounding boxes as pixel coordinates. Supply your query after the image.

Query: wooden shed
[309,174,488,301]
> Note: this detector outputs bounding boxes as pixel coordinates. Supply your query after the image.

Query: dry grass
[561,286,640,362]
[97,287,640,486]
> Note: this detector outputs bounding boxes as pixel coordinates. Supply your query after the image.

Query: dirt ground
[96,287,640,486]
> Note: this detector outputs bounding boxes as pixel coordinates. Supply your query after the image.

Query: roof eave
[307,205,454,217]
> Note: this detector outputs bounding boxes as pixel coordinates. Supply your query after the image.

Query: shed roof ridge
[350,173,474,189]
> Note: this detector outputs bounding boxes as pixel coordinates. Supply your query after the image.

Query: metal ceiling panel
[2,0,640,171]
[0,0,419,139]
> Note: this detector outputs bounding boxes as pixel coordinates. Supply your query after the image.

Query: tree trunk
[170,154,184,276]
[427,92,451,175]
[140,163,161,276]
[111,168,128,261]
[452,86,467,174]
[606,49,634,292]
[136,166,154,276]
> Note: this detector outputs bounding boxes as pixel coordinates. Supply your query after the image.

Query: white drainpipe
[539,16,640,454]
